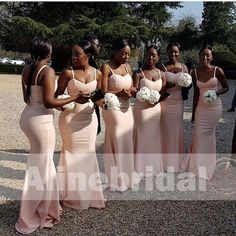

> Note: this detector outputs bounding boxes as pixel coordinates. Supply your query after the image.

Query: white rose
[104,93,121,110]
[203,90,217,103]
[136,87,151,102]
[58,94,76,111]
[148,90,161,105]
[177,73,192,87]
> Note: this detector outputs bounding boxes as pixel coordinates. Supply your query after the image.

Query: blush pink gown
[102,65,139,191]
[16,65,61,235]
[57,68,105,210]
[133,69,163,176]
[184,67,222,180]
[160,65,185,172]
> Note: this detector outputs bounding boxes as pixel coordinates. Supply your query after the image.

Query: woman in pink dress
[158,42,189,172]
[56,40,105,209]
[16,37,80,235]
[101,38,139,191]
[133,45,166,177]
[185,45,229,179]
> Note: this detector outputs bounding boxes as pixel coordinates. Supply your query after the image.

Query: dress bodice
[195,67,221,106]
[29,65,48,104]
[108,64,132,91]
[108,73,132,91]
[162,64,183,101]
[67,68,97,96]
[139,68,162,91]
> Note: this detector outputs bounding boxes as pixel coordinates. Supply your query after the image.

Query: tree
[169,16,201,50]
[0,2,183,70]
[201,2,236,45]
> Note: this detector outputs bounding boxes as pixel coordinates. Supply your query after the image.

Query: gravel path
[0,74,235,235]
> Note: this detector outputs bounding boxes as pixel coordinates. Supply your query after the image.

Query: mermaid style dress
[102,65,139,191]
[185,67,222,179]
[58,68,105,209]
[16,65,61,235]
[160,65,185,172]
[133,69,163,176]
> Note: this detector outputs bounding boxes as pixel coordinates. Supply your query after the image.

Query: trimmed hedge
[0,63,24,74]
[212,51,236,71]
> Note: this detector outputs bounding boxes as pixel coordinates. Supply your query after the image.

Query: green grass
[0,63,24,74]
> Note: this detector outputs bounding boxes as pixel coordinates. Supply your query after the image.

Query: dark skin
[101,45,136,98]
[158,45,188,90]
[55,44,104,108]
[133,47,166,96]
[22,55,80,108]
[191,48,229,123]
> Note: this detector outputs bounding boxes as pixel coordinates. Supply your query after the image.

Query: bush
[212,50,236,71]
[0,63,24,74]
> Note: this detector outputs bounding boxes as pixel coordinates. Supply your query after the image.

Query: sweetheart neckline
[70,79,97,85]
[141,77,162,82]
[197,77,217,84]
[110,73,131,78]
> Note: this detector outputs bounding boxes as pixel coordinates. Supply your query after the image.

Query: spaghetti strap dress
[160,64,185,172]
[102,65,139,191]
[57,68,105,209]
[16,65,61,235]
[133,68,163,176]
[183,67,222,179]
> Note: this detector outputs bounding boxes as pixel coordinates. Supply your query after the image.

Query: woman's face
[199,48,213,66]
[144,48,159,67]
[167,46,180,63]
[72,44,89,67]
[114,46,131,64]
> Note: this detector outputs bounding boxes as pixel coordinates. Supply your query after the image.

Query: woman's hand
[166,82,176,89]
[130,87,138,97]
[75,93,91,104]
[116,89,132,98]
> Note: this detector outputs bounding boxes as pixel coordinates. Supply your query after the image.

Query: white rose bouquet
[203,90,217,104]
[136,87,151,102]
[148,90,161,105]
[57,94,76,111]
[104,93,121,110]
[177,73,192,87]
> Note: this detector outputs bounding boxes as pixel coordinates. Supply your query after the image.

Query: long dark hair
[26,37,52,103]
[112,38,129,51]
[75,40,94,56]
[166,42,181,52]
[199,45,213,55]
[145,45,160,56]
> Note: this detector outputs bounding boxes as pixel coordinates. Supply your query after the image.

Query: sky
[169,1,203,25]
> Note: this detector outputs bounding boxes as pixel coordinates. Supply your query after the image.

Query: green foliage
[169,16,201,50]
[180,49,199,66]
[212,50,236,71]
[3,16,53,52]
[201,2,236,45]
[0,63,24,74]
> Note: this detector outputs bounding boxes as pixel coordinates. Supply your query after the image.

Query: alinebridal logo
[209,157,236,196]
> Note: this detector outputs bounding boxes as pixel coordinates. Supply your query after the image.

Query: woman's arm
[215,67,229,96]
[160,71,167,93]
[191,70,199,123]
[42,67,79,108]
[182,64,189,74]
[132,70,141,88]
[21,65,30,103]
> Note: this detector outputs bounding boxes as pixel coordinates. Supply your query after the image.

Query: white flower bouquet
[58,94,76,111]
[104,93,121,110]
[148,90,161,105]
[177,73,192,87]
[136,87,151,102]
[203,90,217,104]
